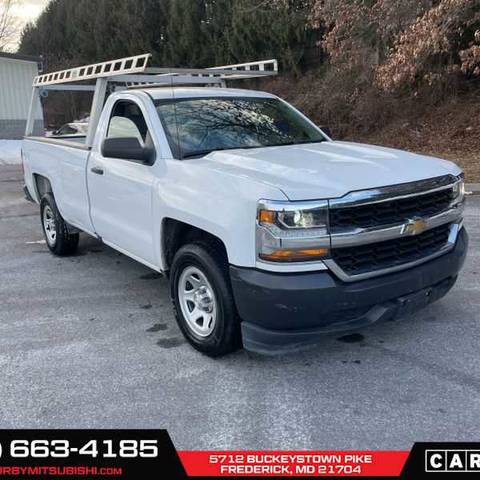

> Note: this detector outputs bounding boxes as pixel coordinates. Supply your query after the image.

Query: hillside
[354,91,480,182]
[262,76,479,182]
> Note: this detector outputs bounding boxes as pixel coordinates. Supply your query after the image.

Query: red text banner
[178,450,410,477]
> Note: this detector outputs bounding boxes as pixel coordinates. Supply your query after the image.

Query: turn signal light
[259,248,329,262]
[258,209,276,224]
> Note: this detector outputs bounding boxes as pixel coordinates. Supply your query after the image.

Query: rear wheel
[170,242,241,357]
[40,193,79,256]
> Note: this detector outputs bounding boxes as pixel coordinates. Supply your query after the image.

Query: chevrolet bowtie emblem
[401,218,428,236]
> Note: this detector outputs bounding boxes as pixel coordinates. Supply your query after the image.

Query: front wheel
[40,193,79,256]
[170,242,241,357]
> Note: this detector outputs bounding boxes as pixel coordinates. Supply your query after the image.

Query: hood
[203,141,461,201]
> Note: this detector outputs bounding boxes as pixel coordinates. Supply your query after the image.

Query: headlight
[257,200,329,262]
[277,209,327,229]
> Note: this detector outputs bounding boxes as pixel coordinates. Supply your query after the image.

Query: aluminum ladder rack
[26,53,278,146]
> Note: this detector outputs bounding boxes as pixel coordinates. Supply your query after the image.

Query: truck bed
[22,136,95,235]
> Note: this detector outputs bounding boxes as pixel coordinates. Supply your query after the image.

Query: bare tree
[0,0,20,52]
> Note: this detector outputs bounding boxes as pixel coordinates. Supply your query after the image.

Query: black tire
[40,193,79,256]
[170,241,241,357]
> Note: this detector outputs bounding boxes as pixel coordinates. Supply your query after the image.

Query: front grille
[331,223,451,276]
[329,187,454,232]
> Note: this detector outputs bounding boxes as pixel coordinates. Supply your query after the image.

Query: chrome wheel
[178,266,217,337]
[42,205,57,246]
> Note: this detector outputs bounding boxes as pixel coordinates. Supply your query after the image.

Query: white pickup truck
[22,55,468,356]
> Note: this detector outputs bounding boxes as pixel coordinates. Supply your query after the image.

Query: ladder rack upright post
[86,78,108,147]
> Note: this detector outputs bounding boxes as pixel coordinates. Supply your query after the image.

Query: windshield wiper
[277,139,326,146]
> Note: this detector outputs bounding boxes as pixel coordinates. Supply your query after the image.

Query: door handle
[91,166,104,175]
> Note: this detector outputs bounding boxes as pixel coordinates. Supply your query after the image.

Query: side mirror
[101,137,154,165]
[320,126,332,139]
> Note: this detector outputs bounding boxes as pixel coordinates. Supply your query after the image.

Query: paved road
[0,164,479,449]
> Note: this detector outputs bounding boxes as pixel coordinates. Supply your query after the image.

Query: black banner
[0,430,186,479]
[0,431,478,479]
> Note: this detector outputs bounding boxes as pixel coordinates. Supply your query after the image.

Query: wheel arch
[33,173,53,201]
[161,218,228,273]
[34,174,80,234]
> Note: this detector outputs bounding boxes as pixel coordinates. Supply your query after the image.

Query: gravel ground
[0,164,479,449]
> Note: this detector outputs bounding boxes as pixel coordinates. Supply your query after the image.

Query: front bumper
[230,228,468,354]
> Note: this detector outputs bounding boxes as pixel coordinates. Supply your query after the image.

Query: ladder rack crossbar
[211,59,278,72]
[33,53,151,87]
[143,59,278,78]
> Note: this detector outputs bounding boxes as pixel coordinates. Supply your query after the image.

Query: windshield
[154,97,326,159]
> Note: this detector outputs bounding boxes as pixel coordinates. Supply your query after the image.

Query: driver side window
[108,117,143,143]
[107,100,150,144]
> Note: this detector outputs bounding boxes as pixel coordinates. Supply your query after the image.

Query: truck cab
[22,55,468,356]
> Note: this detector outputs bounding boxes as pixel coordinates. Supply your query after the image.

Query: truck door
[87,99,157,266]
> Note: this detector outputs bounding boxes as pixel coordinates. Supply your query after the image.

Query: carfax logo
[426,450,480,472]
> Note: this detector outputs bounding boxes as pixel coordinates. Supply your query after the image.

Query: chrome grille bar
[330,204,463,248]
[329,175,460,209]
